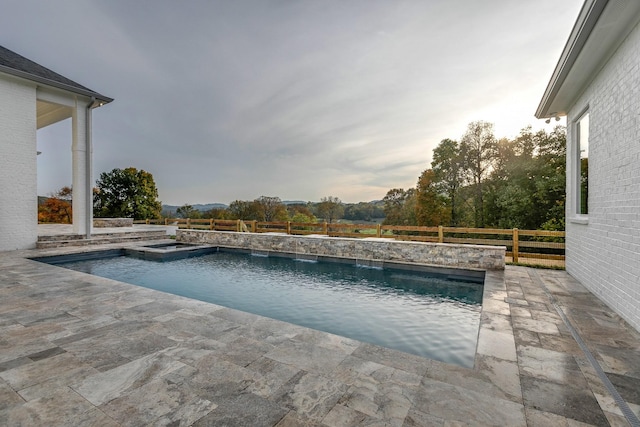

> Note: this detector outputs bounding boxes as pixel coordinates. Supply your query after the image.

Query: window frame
[574,109,589,220]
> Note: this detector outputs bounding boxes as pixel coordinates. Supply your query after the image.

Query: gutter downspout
[85,97,98,239]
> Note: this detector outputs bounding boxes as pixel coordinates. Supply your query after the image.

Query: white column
[71,99,93,237]
[0,79,37,250]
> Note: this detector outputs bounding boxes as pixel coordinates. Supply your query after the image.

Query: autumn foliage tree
[38,186,73,223]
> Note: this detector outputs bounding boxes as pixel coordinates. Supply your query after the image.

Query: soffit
[36,99,72,129]
[536,0,640,118]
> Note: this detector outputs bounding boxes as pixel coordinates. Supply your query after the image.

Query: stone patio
[1,240,639,426]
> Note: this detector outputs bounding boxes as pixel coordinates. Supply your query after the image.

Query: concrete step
[36,231,168,249]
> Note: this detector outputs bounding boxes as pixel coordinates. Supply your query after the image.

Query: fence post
[209,219,213,230]
[236,219,241,232]
[186,218,191,229]
[438,225,444,243]
[376,224,381,238]
[513,228,519,263]
[286,221,291,235]
[164,218,168,226]
[251,220,257,233]
[323,222,328,235]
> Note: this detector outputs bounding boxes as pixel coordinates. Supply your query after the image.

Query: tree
[255,196,288,222]
[382,188,417,226]
[316,196,344,223]
[431,138,463,225]
[228,200,261,220]
[415,169,449,226]
[38,186,73,223]
[460,121,498,227]
[176,204,201,219]
[94,168,162,219]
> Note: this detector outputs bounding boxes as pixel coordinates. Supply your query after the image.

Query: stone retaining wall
[177,230,505,270]
[93,218,134,228]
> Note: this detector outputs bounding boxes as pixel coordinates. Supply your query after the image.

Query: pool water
[59,251,483,367]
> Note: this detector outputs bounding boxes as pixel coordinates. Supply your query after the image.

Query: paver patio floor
[1,241,639,426]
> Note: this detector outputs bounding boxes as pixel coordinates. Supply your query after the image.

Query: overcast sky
[1,0,583,205]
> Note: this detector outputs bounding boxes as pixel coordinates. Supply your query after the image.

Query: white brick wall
[566,19,640,331]
[0,76,38,251]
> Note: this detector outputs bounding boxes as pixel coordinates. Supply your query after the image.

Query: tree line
[39,121,565,231]
[381,121,566,230]
[173,196,385,224]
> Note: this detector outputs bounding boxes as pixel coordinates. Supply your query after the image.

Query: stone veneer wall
[177,230,505,270]
[93,218,134,228]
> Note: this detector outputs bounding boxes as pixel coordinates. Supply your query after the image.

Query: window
[576,112,589,215]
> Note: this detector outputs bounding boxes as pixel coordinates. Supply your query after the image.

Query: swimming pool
[44,249,483,367]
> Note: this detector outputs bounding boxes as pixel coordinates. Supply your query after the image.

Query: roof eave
[0,64,113,105]
[536,0,608,119]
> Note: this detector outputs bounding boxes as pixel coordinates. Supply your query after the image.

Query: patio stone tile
[265,339,351,374]
[214,335,276,367]
[0,352,86,391]
[510,306,532,318]
[245,356,302,399]
[402,408,445,426]
[210,306,262,325]
[156,312,241,340]
[0,338,59,364]
[476,328,517,361]
[538,332,584,355]
[513,328,541,348]
[2,322,64,342]
[3,244,640,426]
[606,371,640,405]
[480,298,511,316]
[472,354,522,403]
[332,355,396,386]
[0,386,118,427]
[524,407,595,426]
[520,376,608,426]
[336,378,413,426]
[0,356,32,373]
[293,328,361,354]
[321,404,379,426]
[479,311,512,333]
[0,378,24,411]
[24,346,66,362]
[593,392,640,420]
[350,343,431,376]
[113,300,185,320]
[517,345,586,386]
[413,377,526,426]
[512,316,561,335]
[17,365,100,401]
[98,377,216,427]
[272,371,348,422]
[275,411,323,426]
[72,352,186,406]
[594,345,640,379]
[192,392,286,427]
[160,337,227,366]
[166,356,256,400]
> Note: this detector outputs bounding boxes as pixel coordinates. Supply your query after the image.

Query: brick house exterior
[0,46,112,251]
[537,0,640,331]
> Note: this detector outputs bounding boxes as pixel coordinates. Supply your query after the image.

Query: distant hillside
[162,203,228,215]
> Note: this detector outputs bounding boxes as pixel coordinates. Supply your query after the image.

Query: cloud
[2,0,583,204]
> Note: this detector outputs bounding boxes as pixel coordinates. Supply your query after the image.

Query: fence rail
[135,218,565,268]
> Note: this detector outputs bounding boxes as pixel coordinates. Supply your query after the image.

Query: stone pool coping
[1,240,639,425]
[177,230,506,270]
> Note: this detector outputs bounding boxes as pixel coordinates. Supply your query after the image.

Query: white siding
[566,18,640,331]
[0,77,37,251]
